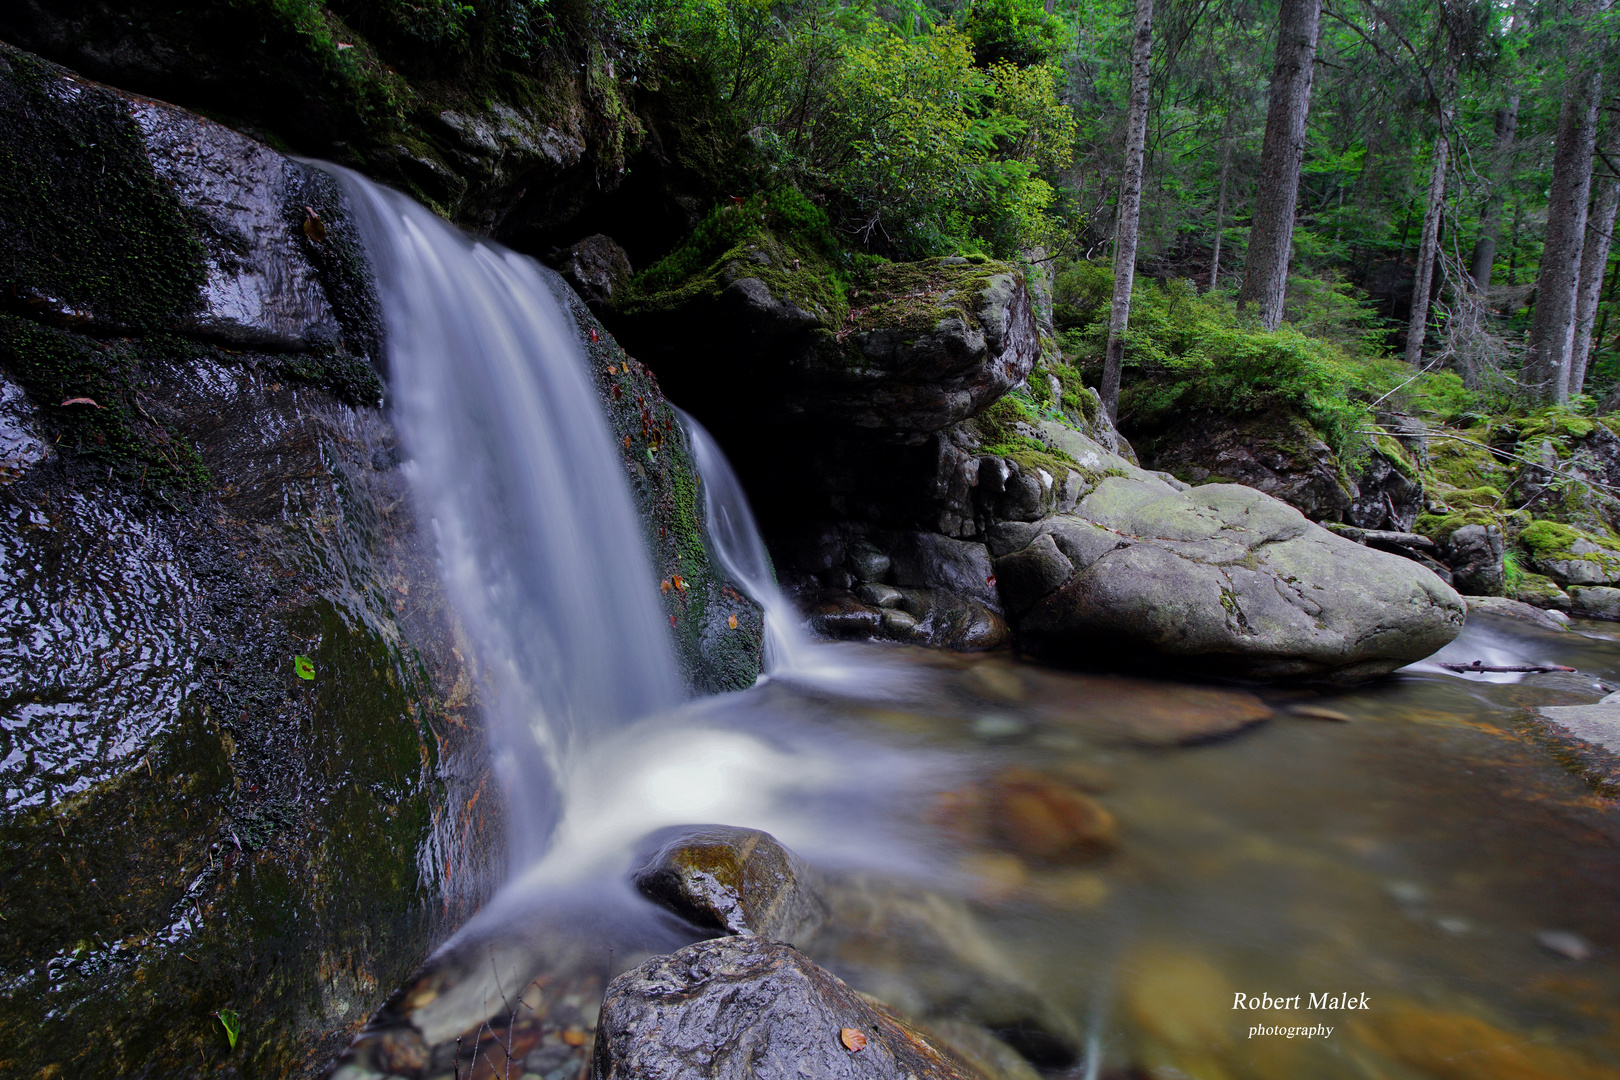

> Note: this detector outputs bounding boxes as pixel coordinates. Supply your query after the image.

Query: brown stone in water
[989,768,1117,862]
[1351,1002,1619,1080]
[1026,672,1273,746]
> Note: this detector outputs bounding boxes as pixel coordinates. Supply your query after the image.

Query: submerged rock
[593,936,981,1080]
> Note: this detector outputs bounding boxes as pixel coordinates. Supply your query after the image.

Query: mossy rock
[1425,431,1511,492]
[1518,520,1620,587]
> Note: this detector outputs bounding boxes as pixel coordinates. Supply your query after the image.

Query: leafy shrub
[961,0,1067,67]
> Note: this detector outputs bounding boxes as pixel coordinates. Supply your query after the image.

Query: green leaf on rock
[293,655,315,680]
[215,1008,240,1049]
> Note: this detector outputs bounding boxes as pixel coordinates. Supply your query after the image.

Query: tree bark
[1524,65,1603,403]
[1468,93,1520,290]
[1570,133,1620,396]
[1405,112,1452,366]
[1236,0,1322,330]
[1099,0,1154,423]
[1209,111,1235,292]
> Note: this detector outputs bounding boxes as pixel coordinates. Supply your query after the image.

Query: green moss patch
[0,44,207,332]
[618,188,851,326]
[971,392,1080,478]
[846,257,1008,341]
[1519,519,1620,560]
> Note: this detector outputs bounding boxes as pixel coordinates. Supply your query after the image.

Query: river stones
[933,767,1117,865]
[592,936,981,1080]
[633,825,828,945]
[991,475,1465,681]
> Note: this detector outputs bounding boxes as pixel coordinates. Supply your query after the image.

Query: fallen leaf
[986,575,997,586]
[302,206,326,243]
[215,1008,240,1049]
[660,579,672,593]
[728,614,739,629]
[840,1028,866,1052]
[622,435,632,450]
[588,327,599,342]
[611,384,623,400]
[669,615,677,627]
[671,574,687,591]
[293,655,315,680]
[59,397,103,408]
[561,1027,587,1047]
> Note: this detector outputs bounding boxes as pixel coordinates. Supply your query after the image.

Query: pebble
[1535,929,1592,961]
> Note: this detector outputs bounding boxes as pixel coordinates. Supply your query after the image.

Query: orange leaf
[728,614,739,629]
[302,206,326,243]
[588,327,599,342]
[840,1028,867,1052]
[671,575,687,591]
[669,615,677,627]
[59,397,103,408]
[660,579,671,593]
[622,435,632,450]
[561,1028,587,1047]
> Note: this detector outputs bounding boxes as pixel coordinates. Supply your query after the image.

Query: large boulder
[988,432,1465,681]
[593,936,981,1080]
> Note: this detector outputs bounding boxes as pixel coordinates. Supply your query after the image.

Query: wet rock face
[0,44,755,1074]
[555,234,634,310]
[593,936,979,1080]
[633,825,828,944]
[0,0,642,242]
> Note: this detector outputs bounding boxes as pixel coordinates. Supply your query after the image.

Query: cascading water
[334,169,685,868]
[677,408,811,673]
[332,168,940,900]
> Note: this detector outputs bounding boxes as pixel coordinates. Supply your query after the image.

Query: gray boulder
[988,437,1464,680]
[1441,523,1506,596]
[592,937,980,1080]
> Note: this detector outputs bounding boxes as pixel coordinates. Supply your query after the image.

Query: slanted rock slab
[592,936,980,1080]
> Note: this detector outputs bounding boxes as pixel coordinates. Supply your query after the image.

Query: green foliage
[655,3,1074,257]
[214,1008,241,1050]
[961,0,1066,67]
[294,655,316,680]
[1502,548,1526,591]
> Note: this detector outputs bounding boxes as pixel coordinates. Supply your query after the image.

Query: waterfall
[677,409,812,674]
[333,169,684,869]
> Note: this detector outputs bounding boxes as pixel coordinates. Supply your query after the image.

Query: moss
[1371,432,1420,482]
[0,43,207,332]
[1508,570,1569,606]
[973,392,1081,478]
[621,188,851,324]
[1518,412,1596,442]
[1415,508,1502,544]
[1426,432,1510,491]
[1519,519,1620,559]
[0,317,211,489]
[848,257,1006,341]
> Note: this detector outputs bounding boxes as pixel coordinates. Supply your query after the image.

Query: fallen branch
[1437,661,1576,674]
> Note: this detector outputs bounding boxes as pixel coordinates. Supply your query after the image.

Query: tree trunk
[1100,0,1154,423]
[1406,114,1452,366]
[1236,0,1323,330]
[1468,93,1521,290]
[1524,65,1603,403]
[1209,111,1235,292]
[1570,136,1620,396]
